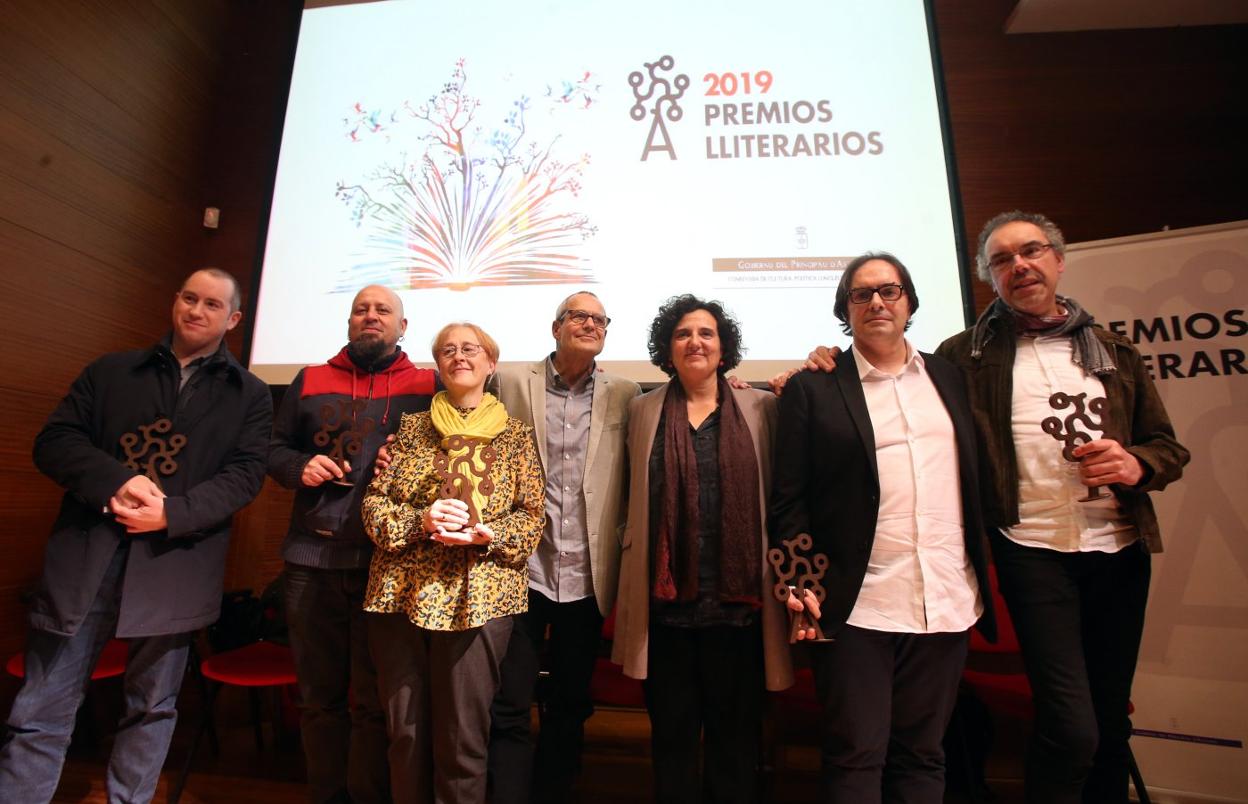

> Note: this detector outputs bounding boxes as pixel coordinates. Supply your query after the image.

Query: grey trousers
[368,612,513,804]
[0,544,190,804]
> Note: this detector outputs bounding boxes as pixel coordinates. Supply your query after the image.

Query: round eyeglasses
[437,343,483,359]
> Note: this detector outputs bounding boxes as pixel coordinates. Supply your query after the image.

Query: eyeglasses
[437,343,484,359]
[847,283,905,305]
[561,309,611,329]
[986,242,1055,272]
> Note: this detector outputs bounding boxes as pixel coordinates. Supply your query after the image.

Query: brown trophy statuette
[1041,391,1110,502]
[313,399,377,487]
[767,533,833,643]
[433,435,497,529]
[119,418,186,489]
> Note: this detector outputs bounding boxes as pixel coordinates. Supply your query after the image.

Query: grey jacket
[494,360,640,616]
[611,384,794,691]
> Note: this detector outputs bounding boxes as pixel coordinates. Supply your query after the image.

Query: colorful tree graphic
[335,60,600,291]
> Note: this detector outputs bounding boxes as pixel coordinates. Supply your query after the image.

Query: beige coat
[495,361,641,616]
[610,383,795,692]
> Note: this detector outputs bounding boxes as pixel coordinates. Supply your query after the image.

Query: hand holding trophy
[1041,391,1109,501]
[767,533,832,642]
[314,399,376,487]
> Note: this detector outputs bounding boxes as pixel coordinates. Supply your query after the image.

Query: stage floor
[50,697,1027,803]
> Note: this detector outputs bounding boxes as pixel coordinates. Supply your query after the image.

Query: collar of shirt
[179,355,210,392]
[855,340,922,382]
[544,353,596,394]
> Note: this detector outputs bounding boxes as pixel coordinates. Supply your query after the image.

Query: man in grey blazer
[488,291,641,804]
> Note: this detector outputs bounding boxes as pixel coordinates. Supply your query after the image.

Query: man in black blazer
[769,252,995,804]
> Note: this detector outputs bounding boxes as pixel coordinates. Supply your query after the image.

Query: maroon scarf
[651,377,762,607]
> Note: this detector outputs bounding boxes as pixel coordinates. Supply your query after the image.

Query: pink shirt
[846,345,983,634]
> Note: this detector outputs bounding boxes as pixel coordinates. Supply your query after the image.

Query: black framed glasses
[847,283,905,304]
[987,242,1054,272]
[561,309,611,329]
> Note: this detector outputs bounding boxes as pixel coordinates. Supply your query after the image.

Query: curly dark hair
[833,251,920,336]
[647,294,745,378]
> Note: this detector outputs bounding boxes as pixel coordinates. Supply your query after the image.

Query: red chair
[772,666,818,711]
[589,608,645,709]
[169,639,297,804]
[763,664,820,786]
[959,567,1150,803]
[5,637,128,681]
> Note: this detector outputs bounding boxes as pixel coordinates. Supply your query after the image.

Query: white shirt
[1005,335,1138,553]
[846,345,983,634]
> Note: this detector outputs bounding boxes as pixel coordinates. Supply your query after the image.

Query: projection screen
[249,0,970,383]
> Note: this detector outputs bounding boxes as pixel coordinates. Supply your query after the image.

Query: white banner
[1062,221,1248,802]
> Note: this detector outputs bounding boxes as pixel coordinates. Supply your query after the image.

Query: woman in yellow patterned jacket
[363,321,544,804]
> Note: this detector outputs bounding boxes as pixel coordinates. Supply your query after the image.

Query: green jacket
[936,310,1189,553]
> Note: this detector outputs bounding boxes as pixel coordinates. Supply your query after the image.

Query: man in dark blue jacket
[0,268,272,803]
[268,284,436,804]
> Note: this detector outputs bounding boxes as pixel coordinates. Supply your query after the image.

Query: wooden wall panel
[0,112,187,279]
[934,1,1248,310]
[225,479,296,597]
[0,221,161,392]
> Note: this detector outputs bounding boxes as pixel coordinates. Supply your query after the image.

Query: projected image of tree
[335,59,599,291]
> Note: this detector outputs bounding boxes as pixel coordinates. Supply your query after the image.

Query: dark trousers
[812,625,968,804]
[369,612,512,804]
[642,622,764,804]
[0,544,190,804]
[284,563,390,804]
[991,534,1151,804]
[489,591,603,804]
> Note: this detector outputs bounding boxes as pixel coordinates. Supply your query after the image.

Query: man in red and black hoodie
[268,285,436,804]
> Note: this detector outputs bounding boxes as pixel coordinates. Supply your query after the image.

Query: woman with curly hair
[362,322,544,804]
[611,294,793,803]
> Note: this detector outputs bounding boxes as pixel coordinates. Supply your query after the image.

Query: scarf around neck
[429,391,508,525]
[652,376,762,607]
[970,296,1116,377]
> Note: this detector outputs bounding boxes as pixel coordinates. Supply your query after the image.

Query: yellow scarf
[429,391,509,524]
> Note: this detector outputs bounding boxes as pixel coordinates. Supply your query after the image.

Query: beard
[348,335,393,367]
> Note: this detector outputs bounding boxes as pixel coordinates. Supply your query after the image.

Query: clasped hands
[108,475,168,533]
[372,444,493,546]
[422,498,493,547]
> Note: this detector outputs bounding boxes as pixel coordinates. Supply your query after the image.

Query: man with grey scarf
[934,211,1189,804]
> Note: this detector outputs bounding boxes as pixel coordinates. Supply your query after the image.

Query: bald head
[353,285,404,319]
[347,285,407,365]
